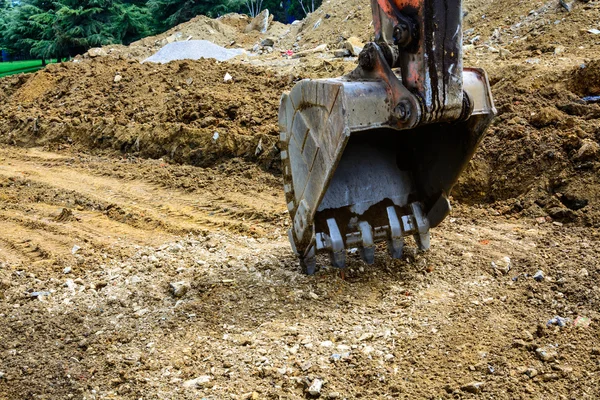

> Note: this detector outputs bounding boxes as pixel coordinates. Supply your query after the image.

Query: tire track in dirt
[0,147,287,269]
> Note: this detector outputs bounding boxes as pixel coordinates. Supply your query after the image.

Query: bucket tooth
[358,221,375,265]
[327,218,346,269]
[301,245,317,275]
[415,232,431,251]
[410,202,431,250]
[386,206,404,259]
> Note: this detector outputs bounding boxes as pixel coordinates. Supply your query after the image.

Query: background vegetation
[0,0,320,62]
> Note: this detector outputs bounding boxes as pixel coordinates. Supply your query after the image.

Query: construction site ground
[1,0,600,399]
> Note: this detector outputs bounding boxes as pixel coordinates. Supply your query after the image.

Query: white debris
[143,40,245,64]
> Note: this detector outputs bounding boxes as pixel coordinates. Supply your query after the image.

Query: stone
[333,49,351,58]
[261,38,275,47]
[575,139,600,161]
[308,292,319,300]
[170,281,190,298]
[529,107,562,128]
[342,36,364,56]
[113,75,122,83]
[244,9,271,33]
[308,378,323,396]
[182,375,212,388]
[63,267,72,274]
[328,392,340,399]
[320,340,333,348]
[533,270,544,282]
[524,368,538,378]
[536,346,558,362]
[292,44,328,58]
[87,47,107,58]
[461,382,485,394]
[541,373,559,382]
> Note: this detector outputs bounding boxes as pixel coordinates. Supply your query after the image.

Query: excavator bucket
[279,0,496,273]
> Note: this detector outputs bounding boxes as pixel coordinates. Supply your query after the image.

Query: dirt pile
[85,13,294,61]
[0,58,290,168]
[451,1,600,226]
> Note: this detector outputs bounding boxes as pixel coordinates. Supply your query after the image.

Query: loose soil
[1,0,600,399]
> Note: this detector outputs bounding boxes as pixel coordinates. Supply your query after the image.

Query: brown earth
[0,147,599,400]
[1,0,600,399]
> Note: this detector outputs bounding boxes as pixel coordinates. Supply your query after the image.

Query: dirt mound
[84,13,294,61]
[278,0,373,51]
[0,58,291,168]
[570,60,600,96]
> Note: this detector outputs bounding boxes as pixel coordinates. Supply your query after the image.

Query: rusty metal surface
[279,0,497,273]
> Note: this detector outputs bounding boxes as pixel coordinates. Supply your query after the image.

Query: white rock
[320,340,334,348]
[308,378,323,396]
[113,75,122,83]
[64,279,76,291]
[71,245,81,254]
[224,73,233,82]
[63,267,72,274]
[182,375,212,388]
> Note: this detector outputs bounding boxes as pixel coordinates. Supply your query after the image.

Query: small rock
[29,291,51,298]
[361,345,374,355]
[87,47,107,58]
[491,256,511,275]
[224,73,233,83]
[63,267,72,274]
[358,332,373,341]
[169,243,184,253]
[536,346,558,362]
[547,316,569,327]
[71,245,81,254]
[328,392,340,399]
[575,139,600,161]
[113,75,122,83]
[260,38,275,47]
[170,281,190,298]
[182,375,212,388]
[533,270,545,282]
[541,373,559,382]
[524,368,538,378]
[529,107,562,128]
[308,378,323,396]
[578,268,589,277]
[320,340,333,348]
[552,364,573,374]
[64,279,77,291]
[0,371,4,379]
[342,36,365,56]
[333,49,351,58]
[461,382,485,394]
[308,292,319,300]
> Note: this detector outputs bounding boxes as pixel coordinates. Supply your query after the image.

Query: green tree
[111,1,153,44]
[4,0,57,61]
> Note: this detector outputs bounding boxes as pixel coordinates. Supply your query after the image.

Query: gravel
[143,40,246,63]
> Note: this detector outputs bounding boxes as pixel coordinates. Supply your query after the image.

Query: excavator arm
[279,0,496,273]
